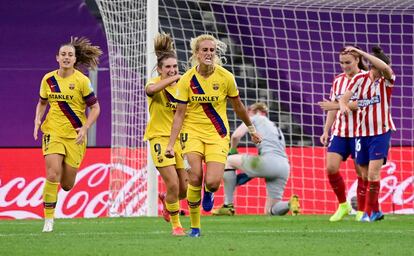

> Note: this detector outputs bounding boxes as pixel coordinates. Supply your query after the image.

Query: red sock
[365,181,380,216]
[356,177,367,211]
[328,172,347,204]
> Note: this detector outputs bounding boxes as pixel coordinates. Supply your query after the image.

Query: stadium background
[0,0,412,219]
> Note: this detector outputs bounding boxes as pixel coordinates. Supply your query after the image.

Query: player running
[143,33,188,236]
[164,34,262,237]
[33,37,101,232]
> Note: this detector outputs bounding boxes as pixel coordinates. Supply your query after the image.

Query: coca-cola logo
[0,163,148,219]
[347,161,414,214]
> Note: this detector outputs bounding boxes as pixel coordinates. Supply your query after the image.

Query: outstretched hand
[318,99,339,111]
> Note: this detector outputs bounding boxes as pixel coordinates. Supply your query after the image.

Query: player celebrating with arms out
[33,37,101,232]
[339,46,395,222]
[212,102,300,217]
[143,33,188,236]
[318,47,368,221]
[165,34,261,237]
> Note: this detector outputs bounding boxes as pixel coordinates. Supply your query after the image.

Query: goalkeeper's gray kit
[241,114,290,200]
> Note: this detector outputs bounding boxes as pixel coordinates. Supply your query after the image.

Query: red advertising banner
[0,147,412,219]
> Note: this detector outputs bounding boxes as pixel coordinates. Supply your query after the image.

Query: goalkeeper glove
[228,148,238,155]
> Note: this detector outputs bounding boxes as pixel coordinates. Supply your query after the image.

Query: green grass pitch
[1,215,413,255]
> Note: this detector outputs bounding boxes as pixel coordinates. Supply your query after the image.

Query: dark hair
[154,33,177,69]
[340,46,368,71]
[59,37,102,70]
[372,46,390,65]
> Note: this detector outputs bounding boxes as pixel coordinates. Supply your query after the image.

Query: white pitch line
[0,229,413,237]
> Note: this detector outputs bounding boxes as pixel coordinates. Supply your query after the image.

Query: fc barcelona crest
[212,83,219,90]
[69,83,75,90]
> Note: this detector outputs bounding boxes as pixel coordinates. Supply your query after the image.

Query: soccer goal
[96,0,414,216]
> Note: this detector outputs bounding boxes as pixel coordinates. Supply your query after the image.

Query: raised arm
[345,46,393,80]
[165,103,187,158]
[145,74,181,96]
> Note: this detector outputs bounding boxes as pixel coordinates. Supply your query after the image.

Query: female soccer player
[318,47,369,222]
[339,46,395,222]
[143,33,188,236]
[33,37,101,232]
[164,34,262,237]
[212,102,300,217]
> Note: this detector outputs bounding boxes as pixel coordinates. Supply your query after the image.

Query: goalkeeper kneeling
[212,102,300,216]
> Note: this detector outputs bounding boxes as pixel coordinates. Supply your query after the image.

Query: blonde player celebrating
[339,46,395,222]
[33,37,101,232]
[165,34,262,237]
[212,102,300,217]
[318,47,369,222]
[143,33,188,236]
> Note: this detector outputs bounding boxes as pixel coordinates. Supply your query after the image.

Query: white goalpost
[96,0,413,216]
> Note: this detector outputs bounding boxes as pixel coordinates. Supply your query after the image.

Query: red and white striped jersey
[347,71,396,137]
[329,72,362,137]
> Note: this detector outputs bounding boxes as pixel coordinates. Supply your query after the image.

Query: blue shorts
[355,131,392,166]
[327,135,356,161]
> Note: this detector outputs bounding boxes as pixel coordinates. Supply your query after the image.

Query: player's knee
[205,181,220,192]
[166,183,179,196]
[46,169,59,182]
[179,187,187,200]
[61,184,73,191]
[326,164,339,175]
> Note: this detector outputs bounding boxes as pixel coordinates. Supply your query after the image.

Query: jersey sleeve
[39,77,48,100]
[385,73,396,87]
[171,75,189,103]
[329,79,336,101]
[82,77,98,106]
[227,74,239,98]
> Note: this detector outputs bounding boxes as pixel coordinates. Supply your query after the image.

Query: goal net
[98,0,414,216]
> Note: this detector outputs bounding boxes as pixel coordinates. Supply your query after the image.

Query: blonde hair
[188,34,227,68]
[59,37,102,70]
[249,102,268,114]
[154,33,177,69]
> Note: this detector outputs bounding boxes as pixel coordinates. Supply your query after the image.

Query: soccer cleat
[360,212,371,222]
[212,204,235,216]
[355,211,364,221]
[370,211,384,222]
[158,192,170,222]
[172,227,186,236]
[329,202,352,222]
[236,173,253,186]
[42,218,54,232]
[188,228,201,237]
[289,195,300,216]
[202,187,214,212]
